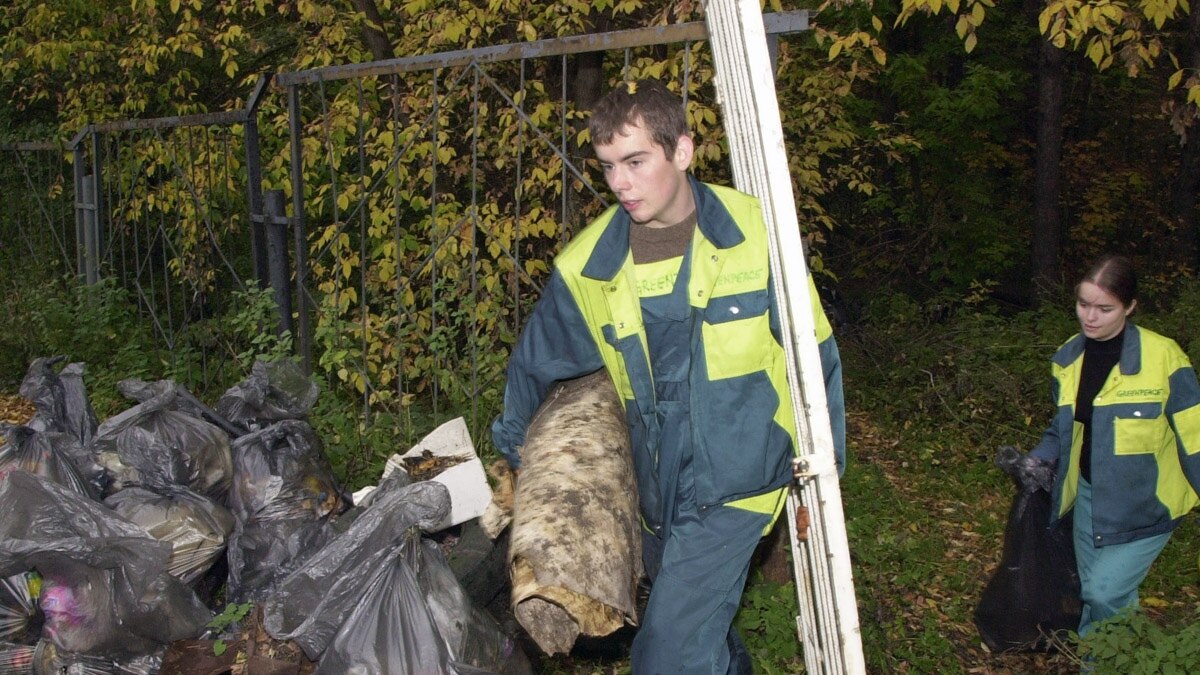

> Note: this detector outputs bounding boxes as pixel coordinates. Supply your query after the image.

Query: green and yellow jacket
[491,178,843,530]
[1031,323,1200,546]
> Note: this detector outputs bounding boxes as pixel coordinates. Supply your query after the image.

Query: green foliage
[140,283,297,395]
[1076,609,1200,674]
[224,286,295,371]
[306,375,455,490]
[206,601,254,657]
[844,280,1200,452]
[0,0,284,132]
[845,287,1074,447]
[734,574,805,673]
[842,0,1033,294]
[308,389,401,490]
[775,2,921,271]
[0,275,164,414]
[0,265,296,411]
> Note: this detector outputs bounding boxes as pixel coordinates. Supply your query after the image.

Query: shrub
[1075,609,1200,674]
[843,288,1074,451]
[1,275,162,413]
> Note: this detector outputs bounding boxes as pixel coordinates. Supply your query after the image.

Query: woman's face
[1076,280,1134,341]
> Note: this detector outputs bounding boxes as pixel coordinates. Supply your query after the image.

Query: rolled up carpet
[507,369,642,655]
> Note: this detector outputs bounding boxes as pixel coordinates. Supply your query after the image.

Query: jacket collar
[1055,323,1143,375]
[1119,323,1143,375]
[581,176,746,281]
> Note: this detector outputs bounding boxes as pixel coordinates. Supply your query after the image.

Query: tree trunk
[1171,8,1200,266]
[348,0,394,61]
[562,15,608,235]
[1032,33,1066,299]
[570,51,605,114]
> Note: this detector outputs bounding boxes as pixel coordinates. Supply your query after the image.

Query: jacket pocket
[1170,403,1200,456]
[1113,403,1170,455]
[701,290,771,381]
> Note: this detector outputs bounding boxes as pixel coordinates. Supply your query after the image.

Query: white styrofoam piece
[351,483,379,505]
[349,417,492,531]
[396,416,492,530]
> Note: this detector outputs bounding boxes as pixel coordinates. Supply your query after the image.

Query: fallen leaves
[0,393,34,424]
[0,393,35,444]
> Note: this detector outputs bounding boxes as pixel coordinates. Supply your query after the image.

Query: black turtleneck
[1076,326,1126,482]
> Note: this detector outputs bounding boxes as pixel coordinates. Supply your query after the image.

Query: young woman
[1023,254,1200,635]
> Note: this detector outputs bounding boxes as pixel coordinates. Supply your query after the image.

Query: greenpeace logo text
[1117,388,1163,398]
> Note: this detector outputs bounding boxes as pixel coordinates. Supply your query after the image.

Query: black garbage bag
[92,380,232,502]
[116,378,245,440]
[263,478,452,659]
[974,466,1081,651]
[105,485,234,586]
[216,360,319,431]
[0,572,41,646]
[0,639,159,675]
[319,533,530,675]
[225,420,350,603]
[411,535,532,674]
[17,357,100,449]
[315,550,462,675]
[57,363,100,449]
[18,357,69,435]
[0,639,106,674]
[266,478,530,674]
[0,423,99,499]
[0,471,211,659]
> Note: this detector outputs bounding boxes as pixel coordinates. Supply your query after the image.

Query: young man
[491,79,845,673]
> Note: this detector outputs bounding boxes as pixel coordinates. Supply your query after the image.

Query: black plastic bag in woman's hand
[975,449,1082,652]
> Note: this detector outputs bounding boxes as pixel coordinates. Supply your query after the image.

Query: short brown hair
[588,79,689,158]
[1079,254,1138,307]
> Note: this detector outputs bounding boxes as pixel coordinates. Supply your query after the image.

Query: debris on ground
[0,393,35,428]
[0,356,527,675]
[402,449,466,481]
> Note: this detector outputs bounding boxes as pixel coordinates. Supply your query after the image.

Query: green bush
[734,574,806,673]
[1076,609,1200,674]
[1,275,163,413]
[0,273,302,414]
[844,288,1075,452]
[843,283,1200,458]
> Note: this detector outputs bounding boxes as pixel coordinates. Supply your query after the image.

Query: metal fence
[0,142,77,278]
[1,11,810,445]
[66,76,274,393]
[277,12,810,439]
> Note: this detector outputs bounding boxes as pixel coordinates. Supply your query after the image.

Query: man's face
[593,120,694,229]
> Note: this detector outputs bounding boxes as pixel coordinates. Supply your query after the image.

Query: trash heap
[0,357,530,675]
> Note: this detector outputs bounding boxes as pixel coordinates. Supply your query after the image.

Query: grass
[844,410,1076,673]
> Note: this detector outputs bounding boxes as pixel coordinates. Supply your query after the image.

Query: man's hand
[479,458,518,539]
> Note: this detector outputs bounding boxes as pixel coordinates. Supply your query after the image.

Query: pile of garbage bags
[0,357,529,674]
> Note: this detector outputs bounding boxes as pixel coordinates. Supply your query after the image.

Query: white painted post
[702,2,866,672]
